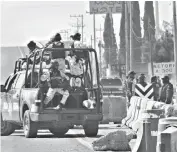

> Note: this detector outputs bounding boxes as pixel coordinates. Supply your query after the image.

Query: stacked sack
[152,102,175,117]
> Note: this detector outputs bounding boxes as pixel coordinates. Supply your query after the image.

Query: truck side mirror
[1,85,6,92]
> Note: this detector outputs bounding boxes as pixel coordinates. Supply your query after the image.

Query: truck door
[10,73,26,122]
[2,74,18,120]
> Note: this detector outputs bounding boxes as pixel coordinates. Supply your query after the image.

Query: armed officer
[43,60,70,109]
[159,76,173,104]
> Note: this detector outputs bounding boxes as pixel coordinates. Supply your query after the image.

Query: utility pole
[155,1,160,39]
[17,46,25,58]
[98,40,102,77]
[125,2,130,75]
[81,15,84,44]
[173,1,177,101]
[96,24,104,77]
[148,18,154,76]
[70,14,85,43]
[93,13,96,50]
[86,11,97,50]
[96,24,103,41]
[90,35,93,47]
[59,29,70,40]
[129,1,133,71]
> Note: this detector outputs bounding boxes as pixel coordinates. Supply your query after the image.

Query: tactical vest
[52,42,64,48]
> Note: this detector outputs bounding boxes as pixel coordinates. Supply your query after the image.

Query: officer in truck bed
[27,41,41,64]
[47,33,64,48]
[43,60,70,109]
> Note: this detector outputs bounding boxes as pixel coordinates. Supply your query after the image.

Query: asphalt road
[1,124,119,152]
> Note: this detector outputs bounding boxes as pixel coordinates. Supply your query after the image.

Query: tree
[118,1,126,65]
[132,1,142,61]
[103,13,118,67]
[118,2,126,78]
[119,2,126,50]
[143,1,155,41]
[153,30,174,62]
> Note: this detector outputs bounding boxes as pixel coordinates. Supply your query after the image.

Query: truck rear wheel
[83,121,98,137]
[49,127,69,137]
[1,114,15,136]
[23,110,38,138]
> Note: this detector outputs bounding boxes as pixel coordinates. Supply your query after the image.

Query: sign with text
[153,62,175,75]
[89,1,122,14]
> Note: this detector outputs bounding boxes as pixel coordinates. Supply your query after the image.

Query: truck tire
[83,121,98,137]
[49,127,69,137]
[23,110,38,138]
[1,114,15,136]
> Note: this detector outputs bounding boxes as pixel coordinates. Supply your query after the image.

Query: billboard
[89,1,122,14]
[153,62,175,75]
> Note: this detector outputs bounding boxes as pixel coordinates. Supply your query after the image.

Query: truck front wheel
[83,121,98,137]
[1,114,15,136]
[23,110,38,138]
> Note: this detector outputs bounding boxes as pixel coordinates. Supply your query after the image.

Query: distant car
[100,78,125,97]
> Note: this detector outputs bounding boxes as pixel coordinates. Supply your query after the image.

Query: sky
[0,1,174,47]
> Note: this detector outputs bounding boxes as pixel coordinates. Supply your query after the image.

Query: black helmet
[162,76,169,81]
[73,33,81,41]
[54,33,62,41]
[27,41,36,48]
[151,76,157,83]
[127,71,136,77]
[138,73,146,80]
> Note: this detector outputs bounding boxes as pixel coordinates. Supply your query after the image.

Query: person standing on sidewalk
[159,76,173,104]
[151,76,161,101]
[123,71,136,106]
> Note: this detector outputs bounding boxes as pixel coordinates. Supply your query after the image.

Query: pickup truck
[1,48,103,138]
[100,77,125,97]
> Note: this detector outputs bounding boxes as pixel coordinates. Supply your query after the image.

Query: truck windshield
[101,78,122,86]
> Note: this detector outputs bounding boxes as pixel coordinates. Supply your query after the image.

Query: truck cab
[1,48,103,138]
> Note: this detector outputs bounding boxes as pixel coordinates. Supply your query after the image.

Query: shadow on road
[73,127,118,130]
[36,134,102,139]
[11,131,103,139]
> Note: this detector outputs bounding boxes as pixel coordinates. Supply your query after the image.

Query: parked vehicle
[100,77,125,97]
[1,48,103,138]
[100,77,126,124]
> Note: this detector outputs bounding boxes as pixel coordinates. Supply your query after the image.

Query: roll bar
[24,48,101,113]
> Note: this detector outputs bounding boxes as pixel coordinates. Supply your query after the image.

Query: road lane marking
[69,130,93,151]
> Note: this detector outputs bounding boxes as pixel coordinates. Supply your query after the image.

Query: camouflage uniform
[159,76,173,104]
[43,61,69,108]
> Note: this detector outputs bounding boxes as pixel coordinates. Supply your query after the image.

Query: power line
[96,24,104,41]
[59,29,71,40]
